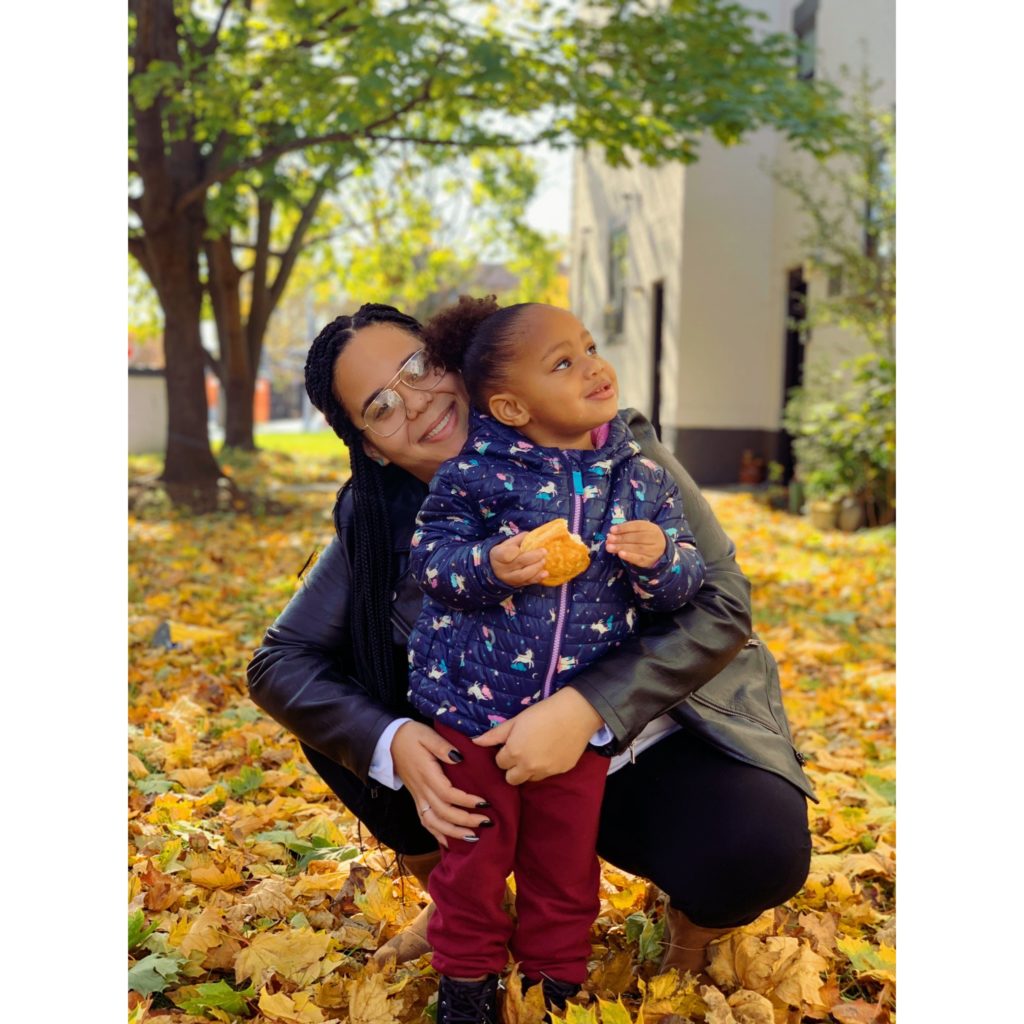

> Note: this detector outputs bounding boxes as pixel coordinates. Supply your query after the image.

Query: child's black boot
[436,974,500,1024]
[523,975,581,1011]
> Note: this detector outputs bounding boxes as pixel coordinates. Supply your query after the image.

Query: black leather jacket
[247,409,815,802]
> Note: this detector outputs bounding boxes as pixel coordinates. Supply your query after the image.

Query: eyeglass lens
[363,351,444,436]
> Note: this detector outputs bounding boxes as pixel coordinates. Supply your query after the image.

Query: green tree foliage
[257,148,565,416]
[129,0,846,494]
[775,69,895,522]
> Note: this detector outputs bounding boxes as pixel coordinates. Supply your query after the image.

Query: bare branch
[267,163,348,313]
[198,0,234,57]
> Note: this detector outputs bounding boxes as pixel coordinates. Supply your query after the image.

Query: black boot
[523,975,581,1011]
[436,974,500,1024]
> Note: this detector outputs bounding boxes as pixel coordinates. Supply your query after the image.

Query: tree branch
[129,234,154,283]
[175,77,436,213]
[267,164,347,314]
[198,0,234,57]
[245,195,274,362]
[203,345,224,384]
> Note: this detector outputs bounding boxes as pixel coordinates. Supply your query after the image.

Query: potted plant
[803,468,841,530]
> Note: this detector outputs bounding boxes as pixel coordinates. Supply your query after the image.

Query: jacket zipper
[541,463,585,699]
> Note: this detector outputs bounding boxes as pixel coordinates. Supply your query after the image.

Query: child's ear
[488,392,530,427]
[362,438,390,466]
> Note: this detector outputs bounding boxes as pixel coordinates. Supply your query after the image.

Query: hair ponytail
[423,295,534,410]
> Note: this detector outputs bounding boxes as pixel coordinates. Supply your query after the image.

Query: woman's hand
[472,688,604,785]
[390,721,491,848]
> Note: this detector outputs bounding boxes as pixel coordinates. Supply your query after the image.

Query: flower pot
[837,496,865,532]
[808,500,838,531]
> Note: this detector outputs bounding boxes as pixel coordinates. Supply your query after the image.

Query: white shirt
[368,714,682,789]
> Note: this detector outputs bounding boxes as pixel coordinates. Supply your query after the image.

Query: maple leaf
[702,985,776,1024]
[588,949,636,997]
[347,970,404,1024]
[173,979,256,1017]
[234,928,336,988]
[502,969,548,1024]
[190,863,246,889]
[258,986,326,1023]
[835,937,895,984]
[128,952,183,997]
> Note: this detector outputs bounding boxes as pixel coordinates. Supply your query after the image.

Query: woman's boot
[659,904,734,981]
[372,850,441,965]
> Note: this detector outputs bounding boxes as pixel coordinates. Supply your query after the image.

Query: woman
[246,302,814,1015]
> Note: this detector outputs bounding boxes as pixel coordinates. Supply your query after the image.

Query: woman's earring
[372,455,390,466]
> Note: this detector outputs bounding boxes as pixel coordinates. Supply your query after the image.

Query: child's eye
[587,344,598,355]
[554,358,571,370]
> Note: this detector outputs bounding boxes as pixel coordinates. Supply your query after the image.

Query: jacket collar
[464,409,639,473]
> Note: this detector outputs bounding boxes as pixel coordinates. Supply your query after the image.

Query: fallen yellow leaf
[258,986,326,1023]
[235,928,335,988]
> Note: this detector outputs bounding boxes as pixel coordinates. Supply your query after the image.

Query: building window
[604,224,627,343]
[865,145,894,260]
[793,0,818,81]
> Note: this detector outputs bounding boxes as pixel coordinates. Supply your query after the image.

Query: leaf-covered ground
[129,449,895,1024]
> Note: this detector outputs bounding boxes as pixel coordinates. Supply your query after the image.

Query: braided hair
[422,295,536,411]
[304,302,423,711]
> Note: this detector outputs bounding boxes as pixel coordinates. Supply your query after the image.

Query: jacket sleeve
[245,532,397,783]
[409,463,516,610]
[620,470,706,613]
[569,409,752,752]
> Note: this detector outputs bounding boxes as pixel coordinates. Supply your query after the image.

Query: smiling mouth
[421,401,456,442]
[586,382,616,400]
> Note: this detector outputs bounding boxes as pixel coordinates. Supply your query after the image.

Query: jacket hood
[464,409,641,475]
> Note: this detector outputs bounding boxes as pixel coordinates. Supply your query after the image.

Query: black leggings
[302,727,811,930]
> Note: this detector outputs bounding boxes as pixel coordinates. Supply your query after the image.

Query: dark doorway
[779,267,808,483]
[650,280,665,440]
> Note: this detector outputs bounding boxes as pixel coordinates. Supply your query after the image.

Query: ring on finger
[418,804,430,817]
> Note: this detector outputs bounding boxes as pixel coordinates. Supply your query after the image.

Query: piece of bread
[520,518,590,587]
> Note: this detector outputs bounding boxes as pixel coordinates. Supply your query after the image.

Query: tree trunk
[154,218,221,486]
[133,0,221,490]
[224,372,257,450]
[207,236,257,451]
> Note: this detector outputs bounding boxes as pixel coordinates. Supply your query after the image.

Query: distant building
[570,0,894,484]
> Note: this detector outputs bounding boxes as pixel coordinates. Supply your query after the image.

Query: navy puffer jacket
[406,412,706,737]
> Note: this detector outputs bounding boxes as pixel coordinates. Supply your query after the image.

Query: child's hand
[490,533,549,587]
[605,520,667,568]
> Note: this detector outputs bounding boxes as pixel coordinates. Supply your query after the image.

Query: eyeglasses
[359,348,444,437]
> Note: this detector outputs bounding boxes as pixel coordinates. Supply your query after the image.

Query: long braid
[304,303,423,711]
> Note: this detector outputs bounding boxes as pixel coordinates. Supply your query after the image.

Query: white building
[570,0,894,484]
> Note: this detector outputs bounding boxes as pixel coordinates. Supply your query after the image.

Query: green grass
[232,431,344,459]
[131,432,345,461]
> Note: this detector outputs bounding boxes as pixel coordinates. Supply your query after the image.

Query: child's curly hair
[422,295,536,411]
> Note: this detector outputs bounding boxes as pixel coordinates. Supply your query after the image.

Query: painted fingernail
[476,801,491,809]
[479,819,494,828]
[462,834,480,843]
[449,750,464,763]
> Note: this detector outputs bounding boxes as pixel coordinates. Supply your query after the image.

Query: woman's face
[333,322,470,482]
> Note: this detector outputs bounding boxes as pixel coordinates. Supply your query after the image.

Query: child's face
[489,305,619,448]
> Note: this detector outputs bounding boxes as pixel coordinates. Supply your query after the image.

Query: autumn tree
[774,69,895,522]
[256,148,564,420]
[129,0,845,494]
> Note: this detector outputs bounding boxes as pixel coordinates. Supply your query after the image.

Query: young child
[406,296,706,1024]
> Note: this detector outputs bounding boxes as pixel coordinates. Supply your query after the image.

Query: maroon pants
[427,721,609,983]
